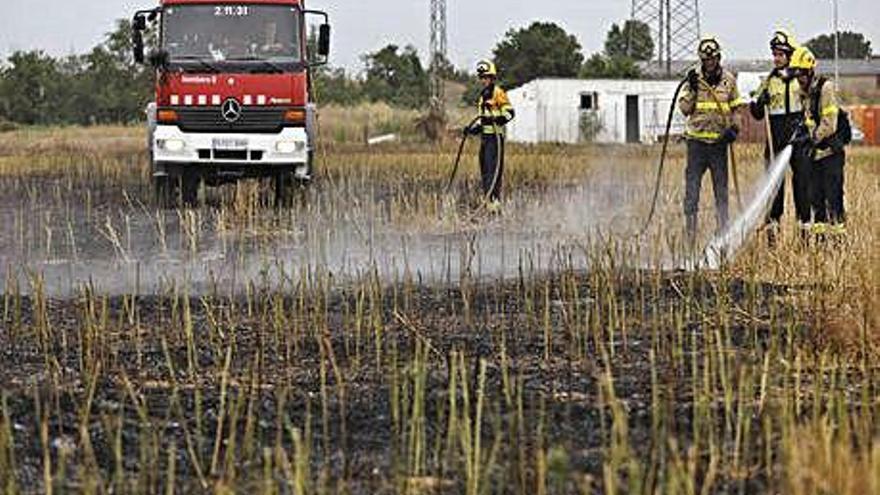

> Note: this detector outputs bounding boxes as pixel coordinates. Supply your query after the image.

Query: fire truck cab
[132,0,330,206]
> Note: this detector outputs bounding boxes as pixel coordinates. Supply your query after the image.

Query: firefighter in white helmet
[463,60,515,212]
[678,36,745,244]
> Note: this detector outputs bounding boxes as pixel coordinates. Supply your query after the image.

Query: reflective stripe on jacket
[679,69,743,143]
[801,77,840,161]
[479,86,515,135]
[762,73,804,116]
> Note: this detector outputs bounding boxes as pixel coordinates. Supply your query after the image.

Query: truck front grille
[175,107,288,134]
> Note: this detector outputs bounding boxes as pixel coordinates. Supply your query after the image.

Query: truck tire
[154,175,175,209]
[180,170,200,206]
[274,170,294,208]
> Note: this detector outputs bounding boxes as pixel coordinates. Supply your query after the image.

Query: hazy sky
[2,1,879,73]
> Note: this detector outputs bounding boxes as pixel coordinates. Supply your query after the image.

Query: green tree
[580,19,649,79]
[604,20,654,61]
[71,19,154,124]
[314,67,364,106]
[580,53,641,79]
[362,44,429,108]
[0,51,71,125]
[492,22,584,88]
[806,31,873,59]
[0,19,153,125]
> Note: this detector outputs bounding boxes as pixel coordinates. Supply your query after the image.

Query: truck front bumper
[152,125,310,168]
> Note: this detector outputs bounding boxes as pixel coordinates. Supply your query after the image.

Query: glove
[463,124,480,136]
[720,126,739,144]
[790,123,812,147]
[687,69,700,92]
[791,124,815,161]
[756,90,771,108]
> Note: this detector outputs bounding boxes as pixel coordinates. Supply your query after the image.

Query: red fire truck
[132,0,330,205]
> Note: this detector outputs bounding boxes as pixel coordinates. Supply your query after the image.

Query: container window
[580,92,598,110]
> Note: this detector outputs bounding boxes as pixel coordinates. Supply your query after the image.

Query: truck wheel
[180,171,200,207]
[274,171,293,208]
[154,175,175,209]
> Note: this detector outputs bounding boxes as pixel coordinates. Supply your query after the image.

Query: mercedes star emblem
[221,98,242,123]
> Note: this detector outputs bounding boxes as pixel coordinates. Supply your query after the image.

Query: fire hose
[444,116,481,195]
[445,116,504,208]
[637,77,688,236]
[638,74,746,237]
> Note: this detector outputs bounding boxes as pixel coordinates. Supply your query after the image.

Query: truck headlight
[276,140,306,154]
[158,138,186,152]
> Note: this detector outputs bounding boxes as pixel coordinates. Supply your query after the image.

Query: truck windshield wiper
[172,55,221,73]
[226,56,287,73]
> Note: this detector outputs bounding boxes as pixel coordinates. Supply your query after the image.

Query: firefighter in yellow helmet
[750,29,810,244]
[679,36,745,244]
[789,46,848,238]
[463,60,515,211]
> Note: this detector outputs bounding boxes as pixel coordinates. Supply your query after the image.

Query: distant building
[506,79,684,145]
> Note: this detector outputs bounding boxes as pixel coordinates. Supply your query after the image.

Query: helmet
[697,36,722,60]
[770,29,798,54]
[789,46,817,71]
[476,60,497,78]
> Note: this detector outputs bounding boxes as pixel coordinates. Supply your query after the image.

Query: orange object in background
[844,104,880,146]
[864,107,879,145]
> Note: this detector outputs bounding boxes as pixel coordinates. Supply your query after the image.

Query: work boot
[828,223,847,248]
[812,222,829,245]
[486,199,502,215]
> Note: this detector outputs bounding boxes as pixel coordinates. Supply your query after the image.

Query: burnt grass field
[0,127,878,494]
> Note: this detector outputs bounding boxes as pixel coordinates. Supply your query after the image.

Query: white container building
[506,78,688,145]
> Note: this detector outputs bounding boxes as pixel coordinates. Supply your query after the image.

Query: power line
[429,0,447,107]
[632,0,702,76]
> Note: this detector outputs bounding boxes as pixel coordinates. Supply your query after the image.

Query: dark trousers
[766,144,813,224]
[685,140,729,237]
[811,151,846,224]
[479,134,504,201]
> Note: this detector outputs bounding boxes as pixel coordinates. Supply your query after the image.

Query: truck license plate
[212,138,248,150]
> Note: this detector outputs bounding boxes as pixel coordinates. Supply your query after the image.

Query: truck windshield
[163,5,301,65]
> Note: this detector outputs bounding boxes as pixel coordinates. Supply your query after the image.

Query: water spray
[700,145,793,270]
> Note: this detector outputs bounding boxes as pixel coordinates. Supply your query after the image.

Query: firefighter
[790,46,847,238]
[750,29,810,244]
[679,36,745,245]
[464,60,515,211]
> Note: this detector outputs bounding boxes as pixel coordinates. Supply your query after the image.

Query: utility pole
[429,0,447,108]
[631,0,702,77]
[421,0,448,141]
[832,0,840,84]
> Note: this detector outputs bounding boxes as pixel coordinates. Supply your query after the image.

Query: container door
[626,95,640,143]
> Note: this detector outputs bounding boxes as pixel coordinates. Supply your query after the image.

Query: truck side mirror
[133,31,145,64]
[132,15,147,64]
[318,24,331,57]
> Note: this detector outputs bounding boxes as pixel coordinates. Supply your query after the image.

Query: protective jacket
[679,68,744,143]
[750,70,804,147]
[800,77,841,161]
[478,85,515,135]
